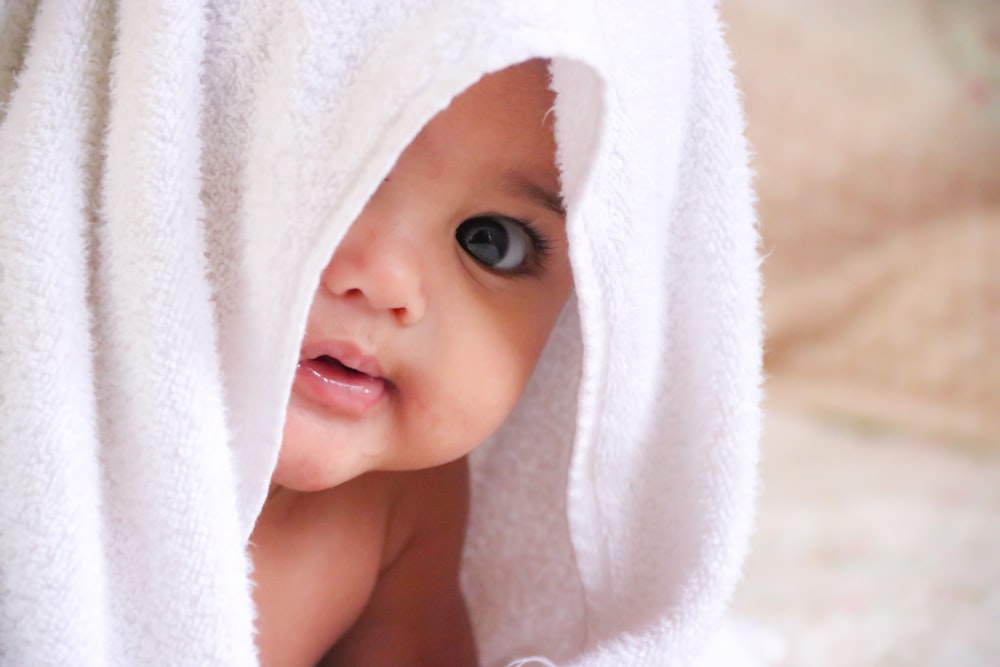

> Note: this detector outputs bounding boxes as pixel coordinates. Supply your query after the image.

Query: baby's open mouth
[314,355,371,378]
[295,351,390,414]
[303,353,386,386]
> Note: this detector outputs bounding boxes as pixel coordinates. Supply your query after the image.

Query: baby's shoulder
[380,457,471,570]
[250,474,399,665]
[251,461,472,665]
[322,459,476,664]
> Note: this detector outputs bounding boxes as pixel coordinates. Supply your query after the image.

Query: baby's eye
[455,216,534,272]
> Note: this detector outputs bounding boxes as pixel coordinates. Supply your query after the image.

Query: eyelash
[507,216,552,277]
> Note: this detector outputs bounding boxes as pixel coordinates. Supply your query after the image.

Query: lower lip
[294,359,389,416]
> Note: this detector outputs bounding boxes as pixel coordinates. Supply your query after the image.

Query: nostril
[320,240,426,322]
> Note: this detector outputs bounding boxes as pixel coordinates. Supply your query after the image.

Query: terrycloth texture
[0,1,761,666]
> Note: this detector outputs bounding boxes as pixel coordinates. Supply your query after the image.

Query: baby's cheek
[439,365,520,451]
[477,347,535,420]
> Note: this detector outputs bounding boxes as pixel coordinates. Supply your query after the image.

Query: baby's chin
[275,397,396,489]
[274,390,507,491]
[270,459,347,493]
[274,428,368,494]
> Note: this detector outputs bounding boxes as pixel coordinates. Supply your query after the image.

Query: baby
[249,59,572,666]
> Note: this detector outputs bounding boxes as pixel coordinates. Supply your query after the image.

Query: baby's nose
[320,213,427,326]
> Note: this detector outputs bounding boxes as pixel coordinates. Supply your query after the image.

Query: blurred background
[719,0,1000,665]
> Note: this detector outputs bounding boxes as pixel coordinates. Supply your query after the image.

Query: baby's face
[275,60,572,491]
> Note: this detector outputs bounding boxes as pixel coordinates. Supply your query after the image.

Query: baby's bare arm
[320,458,478,667]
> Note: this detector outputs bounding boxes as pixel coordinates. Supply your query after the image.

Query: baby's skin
[250,60,571,666]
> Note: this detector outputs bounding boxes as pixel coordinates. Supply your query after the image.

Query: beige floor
[732,404,1000,667]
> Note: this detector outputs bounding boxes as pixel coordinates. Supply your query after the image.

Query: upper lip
[299,340,385,378]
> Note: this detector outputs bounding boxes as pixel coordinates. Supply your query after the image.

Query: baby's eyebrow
[502,170,566,218]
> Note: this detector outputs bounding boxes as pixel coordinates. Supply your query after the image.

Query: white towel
[0,1,761,666]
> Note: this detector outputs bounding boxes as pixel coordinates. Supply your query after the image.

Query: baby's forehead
[420,62,555,140]
[394,66,562,200]
[498,169,566,218]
